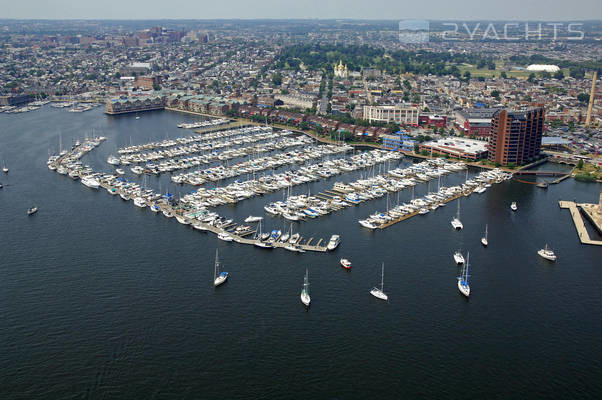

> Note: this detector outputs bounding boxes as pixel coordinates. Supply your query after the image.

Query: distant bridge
[514,171,568,176]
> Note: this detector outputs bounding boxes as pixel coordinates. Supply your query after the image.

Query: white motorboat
[537,244,557,261]
[300,269,311,307]
[27,206,38,216]
[457,252,471,297]
[327,235,340,251]
[133,197,147,208]
[284,244,305,252]
[81,176,100,189]
[107,155,120,165]
[115,168,125,175]
[340,258,352,270]
[175,215,190,225]
[213,249,229,287]
[510,202,518,211]
[218,232,233,242]
[481,224,488,247]
[454,250,465,265]
[370,263,388,301]
[244,215,263,223]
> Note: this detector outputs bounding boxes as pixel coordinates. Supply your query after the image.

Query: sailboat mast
[381,263,384,291]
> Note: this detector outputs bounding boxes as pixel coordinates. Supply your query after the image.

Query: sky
[0,0,600,20]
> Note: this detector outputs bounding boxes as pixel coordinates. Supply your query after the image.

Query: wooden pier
[378,192,466,229]
[559,201,602,246]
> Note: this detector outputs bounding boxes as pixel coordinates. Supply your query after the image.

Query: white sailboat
[457,252,470,297]
[481,224,488,247]
[300,269,311,307]
[370,263,388,301]
[2,161,8,173]
[213,249,229,287]
[510,202,518,212]
[451,198,463,230]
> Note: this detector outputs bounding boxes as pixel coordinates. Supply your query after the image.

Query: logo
[399,20,429,44]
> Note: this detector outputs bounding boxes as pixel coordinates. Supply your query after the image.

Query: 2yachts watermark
[399,20,585,43]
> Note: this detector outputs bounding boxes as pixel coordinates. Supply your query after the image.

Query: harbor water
[1,106,601,399]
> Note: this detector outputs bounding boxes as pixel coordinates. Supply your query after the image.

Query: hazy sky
[1,0,600,20]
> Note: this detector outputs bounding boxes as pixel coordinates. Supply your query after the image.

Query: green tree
[577,159,584,169]
[527,73,536,82]
[553,70,565,80]
[271,73,282,86]
[577,93,589,103]
[491,90,500,99]
[500,71,507,79]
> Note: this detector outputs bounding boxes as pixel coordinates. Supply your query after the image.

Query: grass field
[456,61,570,80]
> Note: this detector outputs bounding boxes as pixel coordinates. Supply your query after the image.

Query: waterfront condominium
[488,107,545,166]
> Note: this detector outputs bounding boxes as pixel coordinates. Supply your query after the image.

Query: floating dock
[559,201,602,246]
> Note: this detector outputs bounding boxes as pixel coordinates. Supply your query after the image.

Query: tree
[577,159,584,169]
[491,90,500,99]
[527,73,536,82]
[463,71,471,81]
[414,144,420,153]
[553,70,565,80]
[577,93,589,103]
[500,71,507,79]
[271,73,282,86]
[152,83,160,91]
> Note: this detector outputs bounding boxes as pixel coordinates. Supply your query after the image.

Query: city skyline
[1,0,601,21]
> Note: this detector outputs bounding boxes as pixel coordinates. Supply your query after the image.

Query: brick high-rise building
[488,108,545,166]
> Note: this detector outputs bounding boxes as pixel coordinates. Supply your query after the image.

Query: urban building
[333,60,349,79]
[363,104,420,125]
[419,138,488,161]
[135,75,163,90]
[488,108,545,165]
[0,94,32,106]
[105,95,166,114]
[274,93,316,110]
[454,108,501,137]
[381,131,416,152]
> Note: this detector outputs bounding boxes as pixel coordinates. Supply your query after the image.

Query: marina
[2,105,601,400]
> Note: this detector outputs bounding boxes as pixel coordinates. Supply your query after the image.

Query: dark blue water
[1,107,601,399]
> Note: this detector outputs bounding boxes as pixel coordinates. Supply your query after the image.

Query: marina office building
[488,108,545,166]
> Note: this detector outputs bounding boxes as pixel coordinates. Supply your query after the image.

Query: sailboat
[300,269,311,307]
[481,224,488,247]
[2,161,8,173]
[451,198,463,230]
[457,252,470,297]
[370,263,388,301]
[510,202,518,212]
[213,249,229,287]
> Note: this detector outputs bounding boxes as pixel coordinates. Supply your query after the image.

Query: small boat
[213,249,229,287]
[27,206,38,216]
[150,204,161,213]
[451,199,463,230]
[340,258,352,270]
[2,162,8,173]
[81,176,100,189]
[453,250,465,265]
[481,224,488,247]
[175,215,190,225]
[300,269,311,307]
[107,155,120,165]
[284,244,305,252]
[537,244,557,261]
[289,232,300,244]
[115,168,125,175]
[254,241,274,249]
[457,252,471,297]
[218,232,233,242]
[0,182,3,189]
[244,215,263,223]
[133,197,147,208]
[510,202,517,212]
[370,263,388,301]
[327,235,340,251]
